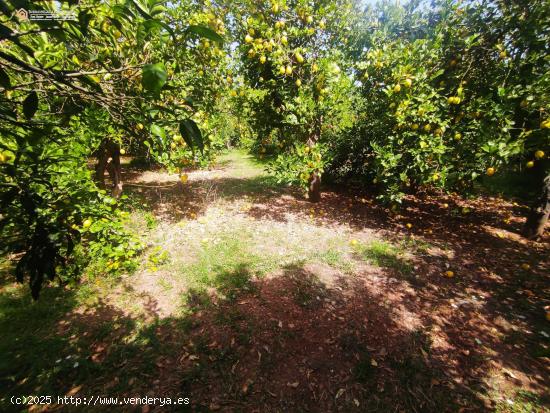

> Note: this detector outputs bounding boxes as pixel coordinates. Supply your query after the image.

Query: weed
[495,390,549,413]
[354,240,413,277]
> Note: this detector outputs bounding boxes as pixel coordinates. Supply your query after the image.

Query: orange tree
[328,0,549,237]
[160,0,233,174]
[0,0,223,297]
[229,0,358,201]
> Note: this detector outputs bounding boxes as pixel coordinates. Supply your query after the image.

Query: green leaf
[429,69,445,81]
[142,19,163,33]
[78,10,93,35]
[141,63,167,93]
[0,67,10,88]
[131,0,153,20]
[179,119,204,153]
[150,4,167,17]
[150,124,166,142]
[186,25,223,44]
[142,19,174,38]
[23,91,38,119]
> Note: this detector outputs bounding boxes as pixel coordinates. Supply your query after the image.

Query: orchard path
[1,150,548,412]
[117,150,550,411]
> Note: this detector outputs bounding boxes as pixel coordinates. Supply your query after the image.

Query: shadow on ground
[114,155,550,410]
[3,261,534,412]
[5,255,550,412]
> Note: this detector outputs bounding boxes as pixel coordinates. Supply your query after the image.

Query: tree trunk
[95,140,123,198]
[306,114,323,203]
[95,143,109,187]
[308,171,321,202]
[110,146,123,198]
[523,172,550,239]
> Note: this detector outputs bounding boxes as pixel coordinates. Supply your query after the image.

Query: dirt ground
[106,151,549,412]
[3,151,548,413]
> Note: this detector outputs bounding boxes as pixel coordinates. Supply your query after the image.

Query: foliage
[328,0,550,203]
[229,0,359,189]
[0,0,223,297]
[2,0,550,299]
[267,142,326,188]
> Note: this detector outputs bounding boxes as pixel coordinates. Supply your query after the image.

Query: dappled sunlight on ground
[1,150,548,412]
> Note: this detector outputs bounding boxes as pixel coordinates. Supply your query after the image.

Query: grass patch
[495,390,549,413]
[0,281,82,408]
[400,236,433,254]
[354,240,413,277]
[0,261,179,409]
[216,175,281,198]
[175,232,277,302]
[315,248,355,273]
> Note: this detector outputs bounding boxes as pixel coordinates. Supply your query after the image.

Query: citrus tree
[230,0,358,201]
[328,0,549,237]
[0,0,223,297]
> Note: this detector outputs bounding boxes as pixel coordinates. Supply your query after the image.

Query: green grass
[0,265,180,411]
[315,247,355,273]
[170,230,283,310]
[177,231,269,288]
[495,390,549,413]
[400,236,433,254]
[0,283,75,404]
[353,240,414,277]
[214,150,282,198]
[217,149,268,179]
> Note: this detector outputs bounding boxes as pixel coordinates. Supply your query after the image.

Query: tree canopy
[1,0,549,297]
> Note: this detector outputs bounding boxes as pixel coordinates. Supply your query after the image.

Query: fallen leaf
[67,385,82,396]
[503,369,518,379]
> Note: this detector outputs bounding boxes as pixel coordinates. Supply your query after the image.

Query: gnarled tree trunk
[95,140,123,198]
[308,171,321,202]
[523,172,550,239]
